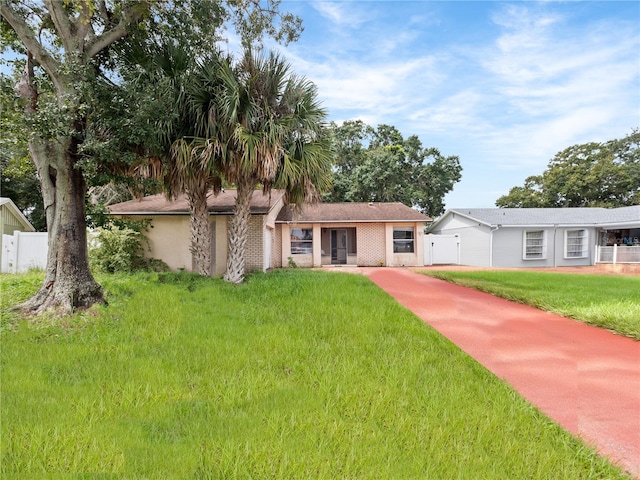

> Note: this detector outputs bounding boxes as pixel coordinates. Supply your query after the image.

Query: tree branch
[0,1,62,88]
[75,1,93,51]
[97,0,109,24]
[43,0,75,52]
[85,6,143,59]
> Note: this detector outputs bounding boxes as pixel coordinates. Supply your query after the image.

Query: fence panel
[596,245,640,264]
[1,231,48,273]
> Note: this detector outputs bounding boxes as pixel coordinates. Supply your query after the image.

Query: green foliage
[89,224,166,274]
[0,270,631,478]
[422,270,640,339]
[1,3,305,206]
[89,226,146,274]
[0,155,45,231]
[326,121,462,218]
[0,69,45,230]
[497,130,640,208]
[1,0,306,312]
[287,256,298,268]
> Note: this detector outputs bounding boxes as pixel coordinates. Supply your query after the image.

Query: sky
[2,2,638,213]
[249,0,640,211]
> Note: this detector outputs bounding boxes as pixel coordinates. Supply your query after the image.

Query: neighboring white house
[427,206,640,268]
[1,197,48,273]
[1,197,34,237]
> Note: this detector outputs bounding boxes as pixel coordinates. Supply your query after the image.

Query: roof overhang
[427,209,492,232]
[276,219,427,224]
[0,198,36,232]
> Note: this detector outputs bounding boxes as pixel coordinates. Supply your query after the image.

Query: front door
[331,229,347,264]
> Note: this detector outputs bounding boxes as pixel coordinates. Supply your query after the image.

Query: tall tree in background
[496,130,640,208]
[326,121,462,218]
[0,1,301,314]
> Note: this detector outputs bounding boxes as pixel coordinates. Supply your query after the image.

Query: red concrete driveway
[368,268,640,477]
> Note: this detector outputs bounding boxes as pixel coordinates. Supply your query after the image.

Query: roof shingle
[108,190,285,215]
[447,206,640,226]
[276,202,431,223]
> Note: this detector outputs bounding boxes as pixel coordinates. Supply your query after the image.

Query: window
[523,230,545,259]
[290,228,313,254]
[393,227,415,253]
[565,229,587,258]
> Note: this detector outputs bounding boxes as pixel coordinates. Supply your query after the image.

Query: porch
[596,227,640,264]
[596,245,640,264]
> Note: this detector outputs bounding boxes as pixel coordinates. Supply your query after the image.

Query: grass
[420,270,640,340]
[1,270,634,478]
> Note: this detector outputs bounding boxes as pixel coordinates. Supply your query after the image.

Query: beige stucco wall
[142,215,193,271]
[113,211,272,275]
[385,223,425,267]
[213,216,228,276]
[114,214,228,275]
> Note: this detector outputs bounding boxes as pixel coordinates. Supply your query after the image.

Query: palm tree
[147,48,331,281]
[127,44,226,276]
[213,49,333,283]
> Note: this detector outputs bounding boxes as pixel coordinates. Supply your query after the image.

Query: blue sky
[251,0,640,210]
[3,2,638,212]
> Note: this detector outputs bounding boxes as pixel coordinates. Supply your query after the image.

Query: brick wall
[245,215,264,272]
[356,223,387,266]
[273,226,282,268]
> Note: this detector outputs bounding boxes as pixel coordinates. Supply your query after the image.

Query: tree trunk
[224,179,255,284]
[187,189,212,276]
[17,136,104,315]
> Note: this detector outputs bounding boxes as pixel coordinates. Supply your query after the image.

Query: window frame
[522,230,546,260]
[393,226,415,253]
[564,229,588,259]
[290,227,313,255]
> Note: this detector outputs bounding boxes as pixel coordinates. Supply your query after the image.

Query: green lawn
[420,270,640,340]
[0,270,633,478]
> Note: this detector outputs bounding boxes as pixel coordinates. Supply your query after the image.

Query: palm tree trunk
[224,179,255,283]
[187,189,211,276]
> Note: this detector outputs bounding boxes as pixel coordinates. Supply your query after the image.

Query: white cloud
[408,90,488,134]
[222,2,639,208]
[310,1,370,27]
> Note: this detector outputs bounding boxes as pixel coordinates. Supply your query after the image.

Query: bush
[90,226,147,273]
[89,224,168,274]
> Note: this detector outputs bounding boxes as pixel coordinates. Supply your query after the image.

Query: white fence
[596,245,640,264]
[1,231,48,273]
[424,234,460,265]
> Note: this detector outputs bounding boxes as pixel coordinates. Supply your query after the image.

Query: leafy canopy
[496,130,640,208]
[326,121,462,218]
[0,0,305,203]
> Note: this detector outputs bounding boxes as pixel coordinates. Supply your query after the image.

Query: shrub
[90,226,147,273]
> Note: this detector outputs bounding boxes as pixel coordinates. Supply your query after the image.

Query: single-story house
[276,202,430,268]
[427,206,640,267]
[108,190,431,275]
